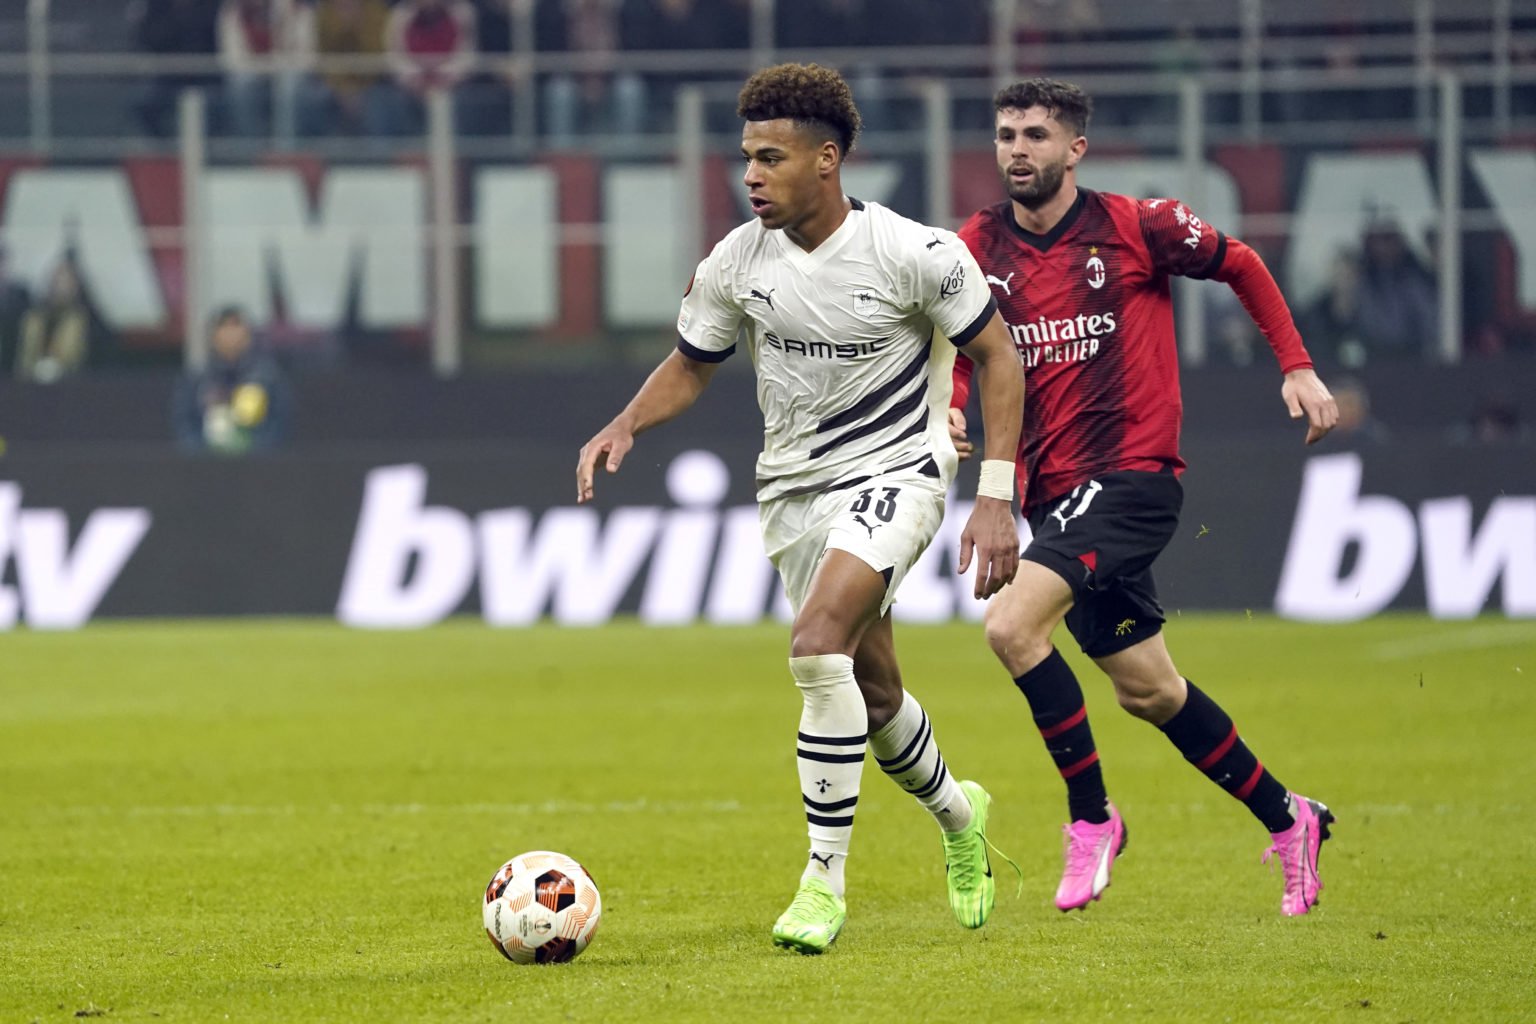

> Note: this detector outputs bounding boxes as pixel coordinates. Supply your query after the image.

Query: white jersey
[676,198,998,502]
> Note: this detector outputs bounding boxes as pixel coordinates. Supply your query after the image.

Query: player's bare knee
[1113,677,1182,723]
[983,610,1052,673]
[789,620,850,660]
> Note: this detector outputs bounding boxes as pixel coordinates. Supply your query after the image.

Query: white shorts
[760,463,948,618]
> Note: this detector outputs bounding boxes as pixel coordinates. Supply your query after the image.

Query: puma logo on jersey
[750,287,777,309]
[852,514,883,539]
[925,235,944,249]
[985,272,1014,296]
[1049,480,1104,532]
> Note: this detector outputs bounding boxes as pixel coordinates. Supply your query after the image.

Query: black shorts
[1023,469,1184,659]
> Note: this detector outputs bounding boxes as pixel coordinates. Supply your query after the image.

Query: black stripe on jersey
[676,337,735,363]
[820,453,935,495]
[849,196,866,211]
[809,382,928,460]
[797,748,866,764]
[797,731,868,747]
[1191,231,1228,280]
[803,794,859,813]
[950,296,999,347]
[816,340,930,435]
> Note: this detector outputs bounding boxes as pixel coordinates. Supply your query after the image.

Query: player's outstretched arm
[1282,366,1339,445]
[956,312,1024,599]
[576,349,720,503]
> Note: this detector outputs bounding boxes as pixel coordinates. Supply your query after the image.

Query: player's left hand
[947,407,974,460]
[958,497,1019,600]
[1282,367,1338,445]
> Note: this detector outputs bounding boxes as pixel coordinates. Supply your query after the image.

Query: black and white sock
[869,690,974,833]
[791,653,866,897]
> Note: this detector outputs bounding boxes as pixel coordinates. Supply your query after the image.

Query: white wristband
[976,460,1015,502]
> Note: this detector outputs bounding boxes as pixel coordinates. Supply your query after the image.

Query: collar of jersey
[769,196,866,274]
[1005,188,1087,253]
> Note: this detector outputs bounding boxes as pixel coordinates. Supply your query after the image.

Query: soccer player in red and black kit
[950,79,1341,916]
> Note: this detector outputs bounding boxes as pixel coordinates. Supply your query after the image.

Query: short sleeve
[914,231,997,347]
[675,250,743,363]
[1137,197,1227,280]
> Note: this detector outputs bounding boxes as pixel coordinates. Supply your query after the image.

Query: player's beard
[1005,157,1068,210]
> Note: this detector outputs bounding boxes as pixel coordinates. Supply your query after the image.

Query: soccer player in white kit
[577,63,1026,954]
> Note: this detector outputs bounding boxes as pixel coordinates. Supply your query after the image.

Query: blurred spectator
[1301,247,1366,368]
[1012,0,1104,77]
[618,0,747,134]
[916,0,988,46]
[173,307,294,454]
[0,244,29,378]
[539,0,643,143]
[379,0,480,135]
[774,0,899,130]
[1450,393,1530,445]
[307,0,394,136]
[1202,281,1260,367]
[1329,376,1391,445]
[1355,218,1438,361]
[466,0,522,134]
[132,0,222,137]
[15,256,101,383]
[217,0,318,138]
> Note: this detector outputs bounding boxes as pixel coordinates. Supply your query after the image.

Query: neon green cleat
[771,876,848,954]
[942,780,997,929]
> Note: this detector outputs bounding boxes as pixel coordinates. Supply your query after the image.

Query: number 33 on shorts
[847,486,900,538]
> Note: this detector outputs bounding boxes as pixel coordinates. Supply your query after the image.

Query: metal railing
[150,69,1529,373]
[5,0,1536,151]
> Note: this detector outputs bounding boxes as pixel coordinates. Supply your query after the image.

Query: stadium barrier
[0,440,1529,629]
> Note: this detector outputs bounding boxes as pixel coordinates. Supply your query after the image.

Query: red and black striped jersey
[954,188,1310,511]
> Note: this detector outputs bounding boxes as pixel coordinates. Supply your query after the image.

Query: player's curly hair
[737,63,862,157]
[994,78,1093,137]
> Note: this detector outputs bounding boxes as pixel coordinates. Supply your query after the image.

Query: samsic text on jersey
[677,198,997,502]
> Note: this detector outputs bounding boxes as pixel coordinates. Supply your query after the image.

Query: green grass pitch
[3,615,1533,1022]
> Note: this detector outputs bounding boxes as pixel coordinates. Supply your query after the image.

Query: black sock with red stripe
[1013,648,1110,824]
[1159,680,1293,832]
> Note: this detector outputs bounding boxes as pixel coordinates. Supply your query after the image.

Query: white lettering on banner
[0,482,151,630]
[475,168,559,326]
[1419,496,1536,618]
[335,452,1007,628]
[0,170,167,329]
[479,507,662,626]
[206,168,426,329]
[337,464,476,628]
[706,506,779,623]
[0,483,19,627]
[605,167,688,326]
[1469,151,1536,308]
[3,153,1534,332]
[1277,455,1421,620]
[639,451,728,624]
[1275,454,1536,621]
